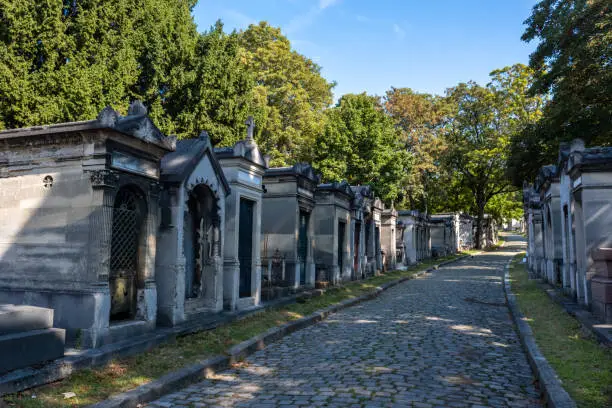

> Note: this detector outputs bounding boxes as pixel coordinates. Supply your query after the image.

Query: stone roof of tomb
[214,116,269,168]
[534,165,558,192]
[0,101,176,151]
[350,185,375,210]
[568,146,612,173]
[160,131,230,194]
[264,162,321,184]
[316,180,355,198]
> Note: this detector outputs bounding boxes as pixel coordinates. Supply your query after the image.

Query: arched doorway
[183,184,218,300]
[109,186,147,321]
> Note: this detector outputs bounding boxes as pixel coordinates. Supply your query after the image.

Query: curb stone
[503,259,577,408]
[88,255,469,408]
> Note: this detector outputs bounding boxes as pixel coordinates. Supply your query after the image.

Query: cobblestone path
[150,235,540,408]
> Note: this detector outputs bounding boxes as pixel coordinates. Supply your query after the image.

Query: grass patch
[2,254,463,407]
[508,253,612,408]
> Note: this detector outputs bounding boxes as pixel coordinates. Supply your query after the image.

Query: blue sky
[192,0,538,100]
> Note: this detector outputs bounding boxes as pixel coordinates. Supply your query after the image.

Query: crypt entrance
[109,186,148,322]
[183,184,222,311]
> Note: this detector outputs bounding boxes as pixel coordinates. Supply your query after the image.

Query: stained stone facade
[430,218,452,257]
[397,210,431,265]
[261,164,320,290]
[524,186,544,277]
[458,213,475,250]
[526,139,612,322]
[535,165,563,285]
[312,181,354,284]
[155,132,230,326]
[0,102,175,348]
[215,119,268,311]
[349,186,372,279]
[350,186,383,277]
[381,206,398,271]
[561,141,612,311]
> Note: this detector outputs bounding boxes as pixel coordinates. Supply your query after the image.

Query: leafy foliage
[384,88,452,211]
[238,22,335,166]
[510,0,612,185]
[443,64,541,247]
[0,0,199,133]
[167,20,255,144]
[314,93,411,203]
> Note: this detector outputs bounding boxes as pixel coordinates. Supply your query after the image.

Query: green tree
[0,0,199,133]
[384,87,452,211]
[511,0,612,185]
[444,64,541,247]
[314,93,410,203]
[238,22,335,166]
[168,20,255,144]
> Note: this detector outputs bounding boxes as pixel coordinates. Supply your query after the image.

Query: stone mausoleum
[215,118,268,311]
[525,138,612,323]
[396,210,430,265]
[155,131,231,326]
[381,206,398,271]
[349,185,371,279]
[0,102,175,347]
[312,181,354,285]
[261,163,320,291]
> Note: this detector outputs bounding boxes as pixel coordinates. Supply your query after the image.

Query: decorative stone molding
[89,169,120,189]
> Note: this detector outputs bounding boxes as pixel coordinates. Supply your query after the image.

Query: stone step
[0,328,65,374]
[0,304,54,335]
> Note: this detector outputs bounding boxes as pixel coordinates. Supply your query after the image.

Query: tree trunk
[475,193,486,249]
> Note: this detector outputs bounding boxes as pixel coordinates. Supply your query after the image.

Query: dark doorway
[184,185,215,299]
[353,222,361,276]
[298,211,310,285]
[239,198,255,298]
[375,226,381,265]
[109,186,146,321]
[365,220,372,258]
[338,221,345,271]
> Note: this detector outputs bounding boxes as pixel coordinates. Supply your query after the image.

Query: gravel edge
[503,259,577,408]
[88,255,469,408]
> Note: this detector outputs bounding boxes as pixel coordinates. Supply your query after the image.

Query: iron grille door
[239,199,254,298]
[110,189,143,320]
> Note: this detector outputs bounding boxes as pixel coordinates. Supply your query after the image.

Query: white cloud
[319,0,339,10]
[393,23,406,40]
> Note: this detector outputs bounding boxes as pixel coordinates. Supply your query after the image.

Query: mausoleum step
[0,304,54,335]
[0,328,65,374]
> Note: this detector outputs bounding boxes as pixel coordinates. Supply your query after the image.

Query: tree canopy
[238,22,335,166]
[0,0,199,133]
[314,93,410,203]
[509,0,611,186]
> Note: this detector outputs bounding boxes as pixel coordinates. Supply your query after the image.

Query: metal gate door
[298,211,309,285]
[337,221,345,271]
[353,222,361,277]
[110,188,144,320]
[239,199,254,298]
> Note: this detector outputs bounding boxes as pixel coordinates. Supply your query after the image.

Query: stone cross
[245,116,255,141]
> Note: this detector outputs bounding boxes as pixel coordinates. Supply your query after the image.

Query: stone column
[591,248,612,323]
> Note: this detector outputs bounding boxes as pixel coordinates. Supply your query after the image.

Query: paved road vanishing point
[150,235,541,408]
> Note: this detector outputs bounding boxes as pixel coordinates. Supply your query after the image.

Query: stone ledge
[87,255,469,408]
[503,261,577,408]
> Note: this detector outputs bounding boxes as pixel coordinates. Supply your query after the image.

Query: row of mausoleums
[0,103,485,349]
[523,139,612,324]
